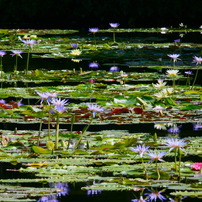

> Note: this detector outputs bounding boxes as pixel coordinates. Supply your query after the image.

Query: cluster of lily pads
[0,26,201,201]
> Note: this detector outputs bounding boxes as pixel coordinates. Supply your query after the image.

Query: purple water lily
[10,50,24,58]
[86,103,104,118]
[109,23,120,28]
[51,98,69,114]
[0,50,6,57]
[89,28,99,33]
[131,145,150,157]
[110,66,119,72]
[22,39,36,48]
[89,62,99,69]
[163,138,187,152]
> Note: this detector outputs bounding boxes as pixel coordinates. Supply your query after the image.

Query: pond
[0,27,202,201]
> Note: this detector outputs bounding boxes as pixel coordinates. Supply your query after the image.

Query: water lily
[89,28,99,33]
[152,79,167,89]
[50,98,69,149]
[109,23,120,28]
[89,62,99,69]
[164,138,187,152]
[22,39,36,48]
[70,49,82,56]
[0,50,6,57]
[131,145,150,158]
[153,105,166,116]
[191,56,202,89]
[167,54,181,66]
[10,50,24,72]
[10,50,24,58]
[147,151,166,180]
[71,43,78,49]
[131,196,147,202]
[154,123,167,130]
[89,28,99,46]
[86,103,104,118]
[110,66,119,72]
[191,162,202,171]
[145,189,166,201]
[166,69,179,77]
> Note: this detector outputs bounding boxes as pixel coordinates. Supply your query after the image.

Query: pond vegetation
[0,25,202,201]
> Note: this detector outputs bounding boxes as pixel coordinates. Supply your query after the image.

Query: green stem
[26,48,30,75]
[14,55,18,72]
[93,33,96,46]
[0,57,2,78]
[48,112,51,140]
[55,114,60,149]
[113,31,116,43]
[178,148,181,182]
[141,157,148,180]
[37,119,43,146]
[74,118,92,150]
[156,160,160,180]
[174,148,177,171]
[67,113,75,149]
[191,67,199,89]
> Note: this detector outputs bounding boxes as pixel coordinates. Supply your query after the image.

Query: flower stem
[25,48,30,75]
[113,31,116,43]
[156,160,160,180]
[174,148,177,171]
[55,114,60,149]
[0,57,2,78]
[37,119,43,146]
[74,118,92,150]
[191,67,199,89]
[178,148,181,182]
[14,55,18,72]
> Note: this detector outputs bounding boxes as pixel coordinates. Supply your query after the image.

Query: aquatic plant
[22,39,36,75]
[0,50,6,78]
[145,189,166,201]
[89,27,99,46]
[50,98,69,149]
[109,22,120,43]
[167,54,181,66]
[166,69,179,88]
[147,151,166,180]
[164,138,187,179]
[191,56,202,89]
[89,62,99,69]
[10,50,24,72]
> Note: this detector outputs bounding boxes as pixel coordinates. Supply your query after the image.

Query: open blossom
[193,56,202,65]
[22,39,36,48]
[70,49,82,56]
[36,91,58,104]
[153,105,166,115]
[145,189,167,202]
[131,196,146,202]
[89,28,99,33]
[89,62,99,69]
[167,54,181,63]
[0,50,6,57]
[71,43,78,49]
[166,69,179,77]
[10,50,24,58]
[191,163,202,171]
[86,103,104,118]
[154,123,167,130]
[152,79,167,89]
[163,138,187,152]
[109,23,120,28]
[167,125,181,134]
[131,145,150,157]
[110,66,119,72]
[51,98,69,114]
[147,151,166,163]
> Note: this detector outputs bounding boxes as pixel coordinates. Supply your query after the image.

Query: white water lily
[166,69,179,77]
[154,91,168,99]
[152,79,167,89]
[70,49,82,56]
[154,123,167,130]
